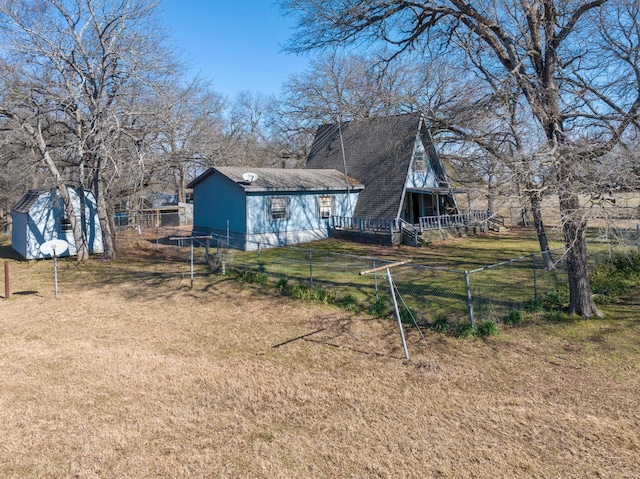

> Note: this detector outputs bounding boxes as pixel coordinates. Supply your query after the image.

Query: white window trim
[268,196,290,221]
[317,195,333,219]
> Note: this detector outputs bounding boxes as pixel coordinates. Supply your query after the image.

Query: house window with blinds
[268,196,289,220]
[317,195,333,219]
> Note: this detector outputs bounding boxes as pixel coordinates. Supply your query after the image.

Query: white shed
[11,187,103,259]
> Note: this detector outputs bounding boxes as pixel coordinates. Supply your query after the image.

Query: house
[11,187,103,259]
[188,167,363,251]
[114,192,193,228]
[305,113,485,243]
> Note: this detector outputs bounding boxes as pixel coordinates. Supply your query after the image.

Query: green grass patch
[589,252,640,304]
[523,297,544,313]
[503,310,522,325]
[455,323,476,339]
[337,293,359,312]
[430,315,451,333]
[476,320,500,337]
[399,307,417,324]
[229,269,268,285]
[290,284,336,304]
[368,298,388,318]
[544,310,570,323]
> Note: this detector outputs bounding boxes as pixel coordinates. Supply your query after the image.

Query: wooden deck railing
[332,211,492,235]
[418,211,490,231]
[331,216,398,233]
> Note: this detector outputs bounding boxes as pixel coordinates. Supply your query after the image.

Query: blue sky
[160,0,310,99]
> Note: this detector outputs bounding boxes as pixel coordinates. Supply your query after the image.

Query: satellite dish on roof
[40,239,69,257]
[242,172,259,183]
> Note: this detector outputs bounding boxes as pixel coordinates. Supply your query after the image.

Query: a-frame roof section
[305,112,434,219]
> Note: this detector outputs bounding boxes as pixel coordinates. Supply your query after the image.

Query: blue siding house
[11,187,103,259]
[189,167,363,251]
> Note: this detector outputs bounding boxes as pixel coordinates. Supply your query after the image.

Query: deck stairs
[398,219,429,246]
[487,214,508,233]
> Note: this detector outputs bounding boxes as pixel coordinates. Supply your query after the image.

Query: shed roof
[305,113,448,219]
[188,167,363,193]
[11,188,50,214]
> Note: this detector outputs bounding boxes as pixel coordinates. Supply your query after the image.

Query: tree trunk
[92,170,118,260]
[558,190,601,318]
[486,176,495,213]
[30,121,90,261]
[529,190,554,270]
[95,190,117,260]
[174,168,187,204]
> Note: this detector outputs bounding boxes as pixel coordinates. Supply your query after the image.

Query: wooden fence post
[4,261,9,300]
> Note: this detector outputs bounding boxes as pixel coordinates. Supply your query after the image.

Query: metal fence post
[373,260,379,300]
[386,268,410,360]
[464,271,475,327]
[532,254,538,299]
[190,241,194,289]
[309,251,313,287]
[637,224,639,253]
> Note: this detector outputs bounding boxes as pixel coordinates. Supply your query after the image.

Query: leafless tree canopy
[279,0,640,317]
[0,0,179,259]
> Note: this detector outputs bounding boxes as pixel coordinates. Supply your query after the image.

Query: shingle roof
[305,113,446,219]
[188,167,363,192]
[11,188,50,214]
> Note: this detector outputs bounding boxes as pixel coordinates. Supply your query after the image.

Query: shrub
[612,252,640,274]
[455,323,475,339]
[275,278,288,293]
[291,284,313,300]
[337,294,359,312]
[430,315,451,333]
[254,273,268,285]
[589,263,626,302]
[541,285,568,312]
[523,298,544,313]
[368,298,388,318]
[290,284,335,304]
[544,310,569,323]
[503,310,522,325]
[476,320,499,337]
[589,253,640,303]
[399,307,417,324]
[230,269,268,285]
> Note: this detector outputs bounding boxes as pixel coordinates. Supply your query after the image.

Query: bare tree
[150,79,226,202]
[0,0,176,260]
[280,0,640,317]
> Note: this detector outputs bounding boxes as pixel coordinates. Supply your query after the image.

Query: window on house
[269,196,289,220]
[413,150,426,171]
[317,195,333,218]
[59,217,72,231]
[413,138,427,171]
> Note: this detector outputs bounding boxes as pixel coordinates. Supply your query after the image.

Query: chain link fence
[115,225,639,327]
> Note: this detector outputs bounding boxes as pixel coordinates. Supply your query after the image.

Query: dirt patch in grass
[1,233,639,478]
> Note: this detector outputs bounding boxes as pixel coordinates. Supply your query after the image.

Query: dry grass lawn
[0,232,639,478]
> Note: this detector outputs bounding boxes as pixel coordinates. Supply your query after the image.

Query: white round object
[242,172,259,183]
[40,239,69,256]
